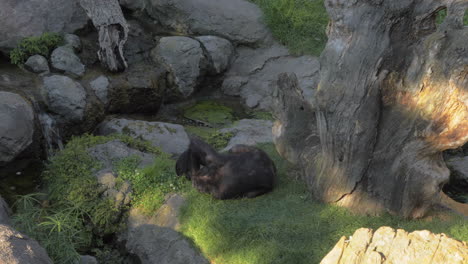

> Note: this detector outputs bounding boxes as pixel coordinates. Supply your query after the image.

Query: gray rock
[0,0,88,53]
[0,92,34,163]
[64,34,82,52]
[87,140,156,208]
[80,255,98,264]
[24,55,50,74]
[196,36,234,74]
[0,224,53,264]
[124,20,155,64]
[90,75,109,104]
[123,195,208,264]
[120,0,146,11]
[151,37,205,98]
[446,156,468,187]
[50,46,86,77]
[97,119,190,155]
[221,76,248,96]
[220,119,273,151]
[43,75,87,122]
[223,44,320,110]
[145,0,271,45]
[0,196,10,225]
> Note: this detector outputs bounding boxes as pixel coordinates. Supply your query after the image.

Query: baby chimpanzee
[176,136,276,199]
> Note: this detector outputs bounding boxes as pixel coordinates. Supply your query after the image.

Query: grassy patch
[184,101,235,126]
[251,0,328,56]
[185,126,234,151]
[9,32,63,65]
[249,110,274,121]
[179,143,468,264]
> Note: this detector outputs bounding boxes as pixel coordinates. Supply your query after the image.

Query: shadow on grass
[178,144,468,264]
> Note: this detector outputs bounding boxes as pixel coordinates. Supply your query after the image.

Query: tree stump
[79,0,128,72]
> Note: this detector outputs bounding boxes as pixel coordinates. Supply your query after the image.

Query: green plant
[250,0,329,56]
[9,32,63,65]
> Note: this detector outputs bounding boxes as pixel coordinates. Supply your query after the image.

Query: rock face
[123,195,209,264]
[0,0,88,53]
[90,75,110,105]
[97,118,190,155]
[223,44,320,109]
[145,0,271,45]
[63,34,82,52]
[0,224,53,264]
[87,140,155,208]
[108,62,165,113]
[0,196,10,225]
[50,46,86,77]
[42,75,87,123]
[151,37,206,99]
[24,55,50,74]
[196,36,234,74]
[0,92,35,163]
[220,119,273,151]
[321,227,468,264]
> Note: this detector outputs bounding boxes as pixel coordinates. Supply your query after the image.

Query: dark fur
[176,137,276,199]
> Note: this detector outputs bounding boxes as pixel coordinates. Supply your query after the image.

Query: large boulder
[151,37,206,100]
[0,224,53,264]
[122,195,209,264]
[108,62,166,113]
[89,75,110,105]
[0,196,10,225]
[24,55,50,74]
[145,0,271,45]
[321,227,468,264]
[42,75,87,123]
[97,118,190,155]
[50,46,86,77]
[223,44,320,110]
[0,0,88,53]
[0,92,35,163]
[196,36,234,74]
[220,119,273,151]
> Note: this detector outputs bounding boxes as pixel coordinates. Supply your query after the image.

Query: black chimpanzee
[175,136,276,199]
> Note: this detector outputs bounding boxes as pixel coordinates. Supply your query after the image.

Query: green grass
[184,101,235,126]
[185,126,233,151]
[250,0,328,56]
[9,32,63,65]
[179,143,468,264]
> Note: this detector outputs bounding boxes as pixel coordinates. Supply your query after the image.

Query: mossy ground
[183,101,235,126]
[250,0,329,56]
[179,143,468,264]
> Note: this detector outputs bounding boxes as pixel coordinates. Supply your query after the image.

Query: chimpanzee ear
[176,150,190,177]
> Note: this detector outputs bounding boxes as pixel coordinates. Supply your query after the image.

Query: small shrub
[9,32,63,65]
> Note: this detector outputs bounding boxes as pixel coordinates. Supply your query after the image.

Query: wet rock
[0,0,88,53]
[42,75,87,123]
[64,34,82,52]
[0,92,35,163]
[97,118,190,155]
[196,36,234,74]
[50,46,86,77]
[151,36,206,99]
[123,195,208,264]
[90,75,109,105]
[220,119,273,151]
[24,55,50,74]
[321,226,468,264]
[0,224,53,264]
[145,0,271,45]
[108,62,165,113]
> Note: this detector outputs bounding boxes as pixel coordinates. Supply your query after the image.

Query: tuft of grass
[184,101,235,126]
[9,32,63,65]
[251,0,328,56]
[179,143,468,264]
[115,153,188,215]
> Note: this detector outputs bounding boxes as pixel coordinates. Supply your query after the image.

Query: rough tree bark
[79,0,128,72]
[273,0,468,218]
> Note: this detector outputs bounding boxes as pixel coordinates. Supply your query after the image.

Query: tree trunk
[274,0,468,218]
[79,0,128,72]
